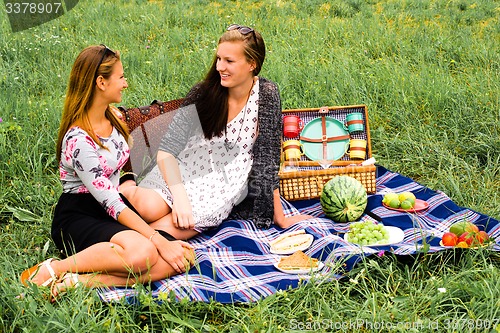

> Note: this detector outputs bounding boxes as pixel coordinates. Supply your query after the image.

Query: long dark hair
[193,27,266,139]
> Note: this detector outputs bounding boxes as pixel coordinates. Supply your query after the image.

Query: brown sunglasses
[227,24,257,44]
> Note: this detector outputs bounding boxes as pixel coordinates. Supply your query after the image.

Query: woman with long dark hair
[123,25,310,240]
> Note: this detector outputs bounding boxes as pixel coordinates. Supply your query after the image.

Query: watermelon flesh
[320,176,367,222]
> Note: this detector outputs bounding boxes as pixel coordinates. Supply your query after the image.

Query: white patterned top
[139,79,260,231]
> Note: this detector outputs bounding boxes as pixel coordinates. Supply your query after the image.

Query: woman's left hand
[153,236,194,273]
[274,214,313,229]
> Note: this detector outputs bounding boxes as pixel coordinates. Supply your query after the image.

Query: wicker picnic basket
[118,99,184,177]
[279,105,376,201]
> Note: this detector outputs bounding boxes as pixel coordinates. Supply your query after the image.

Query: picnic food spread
[382,191,430,212]
[277,250,319,270]
[383,192,416,209]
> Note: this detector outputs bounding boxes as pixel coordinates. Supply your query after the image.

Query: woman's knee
[120,185,138,203]
[113,234,159,272]
[146,261,178,281]
[124,187,169,222]
[131,241,158,271]
[137,246,196,282]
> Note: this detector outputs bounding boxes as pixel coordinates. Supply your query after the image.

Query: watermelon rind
[320,176,367,222]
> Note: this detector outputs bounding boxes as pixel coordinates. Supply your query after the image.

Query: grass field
[0,0,499,332]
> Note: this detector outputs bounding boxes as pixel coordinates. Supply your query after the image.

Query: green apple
[400,200,413,210]
[398,192,416,207]
[383,193,399,205]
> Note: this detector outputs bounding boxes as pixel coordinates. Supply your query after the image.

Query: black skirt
[51,192,132,256]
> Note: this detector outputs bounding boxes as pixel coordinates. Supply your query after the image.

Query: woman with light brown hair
[20,45,194,300]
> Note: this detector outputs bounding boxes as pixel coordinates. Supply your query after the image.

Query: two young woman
[21,25,309,297]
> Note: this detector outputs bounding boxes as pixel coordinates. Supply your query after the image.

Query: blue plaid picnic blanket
[98,165,500,304]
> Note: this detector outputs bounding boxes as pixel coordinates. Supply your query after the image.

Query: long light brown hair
[56,45,129,162]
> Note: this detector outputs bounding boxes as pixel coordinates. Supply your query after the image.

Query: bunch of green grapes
[346,221,389,246]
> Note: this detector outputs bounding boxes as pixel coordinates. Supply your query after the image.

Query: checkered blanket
[98,165,500,303]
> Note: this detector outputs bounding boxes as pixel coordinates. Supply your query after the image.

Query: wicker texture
[279,164,376,200]
[118,99,184,174]
[279,105,376,200]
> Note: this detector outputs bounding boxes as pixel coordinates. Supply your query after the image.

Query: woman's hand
[274,214,313,229]
[118,179,136,191]
[152,235,194,273]
[171,189,195,229]
[157,151,195,229]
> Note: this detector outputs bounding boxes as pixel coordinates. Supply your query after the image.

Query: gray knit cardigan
[182,77,282,228]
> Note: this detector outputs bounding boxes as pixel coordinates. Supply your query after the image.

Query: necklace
[224,104,247,151]
[224,81,255,151]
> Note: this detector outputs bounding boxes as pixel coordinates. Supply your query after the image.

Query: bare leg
[47,246,195,301]
[275,214,314,229]
[120,185,199,240]
[121,185,171,222]
[51,246,195,293]
[26,230,183,286]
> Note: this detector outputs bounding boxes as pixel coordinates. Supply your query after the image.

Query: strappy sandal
[50,272,81,302]
[19,258,58,287]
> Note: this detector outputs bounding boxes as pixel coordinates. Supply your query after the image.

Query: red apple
[458,232,474,246]
[441,232,458,246]
[474,231,489,245]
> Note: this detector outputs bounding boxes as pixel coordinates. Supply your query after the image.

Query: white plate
[270,233,314,255]
[344,226,405,246]
[274,261,325,275]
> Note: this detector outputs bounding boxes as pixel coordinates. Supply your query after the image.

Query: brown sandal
[20,258,58,287]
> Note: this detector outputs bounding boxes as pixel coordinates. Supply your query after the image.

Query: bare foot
[51,272,81,301]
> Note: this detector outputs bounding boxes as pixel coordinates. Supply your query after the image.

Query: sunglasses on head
[94,44,115,80]
[227,24,257,44]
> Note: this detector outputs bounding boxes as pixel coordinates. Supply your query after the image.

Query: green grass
[0,0,499,332]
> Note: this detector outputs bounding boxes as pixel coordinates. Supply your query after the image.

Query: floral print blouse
[59,126,130,219]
